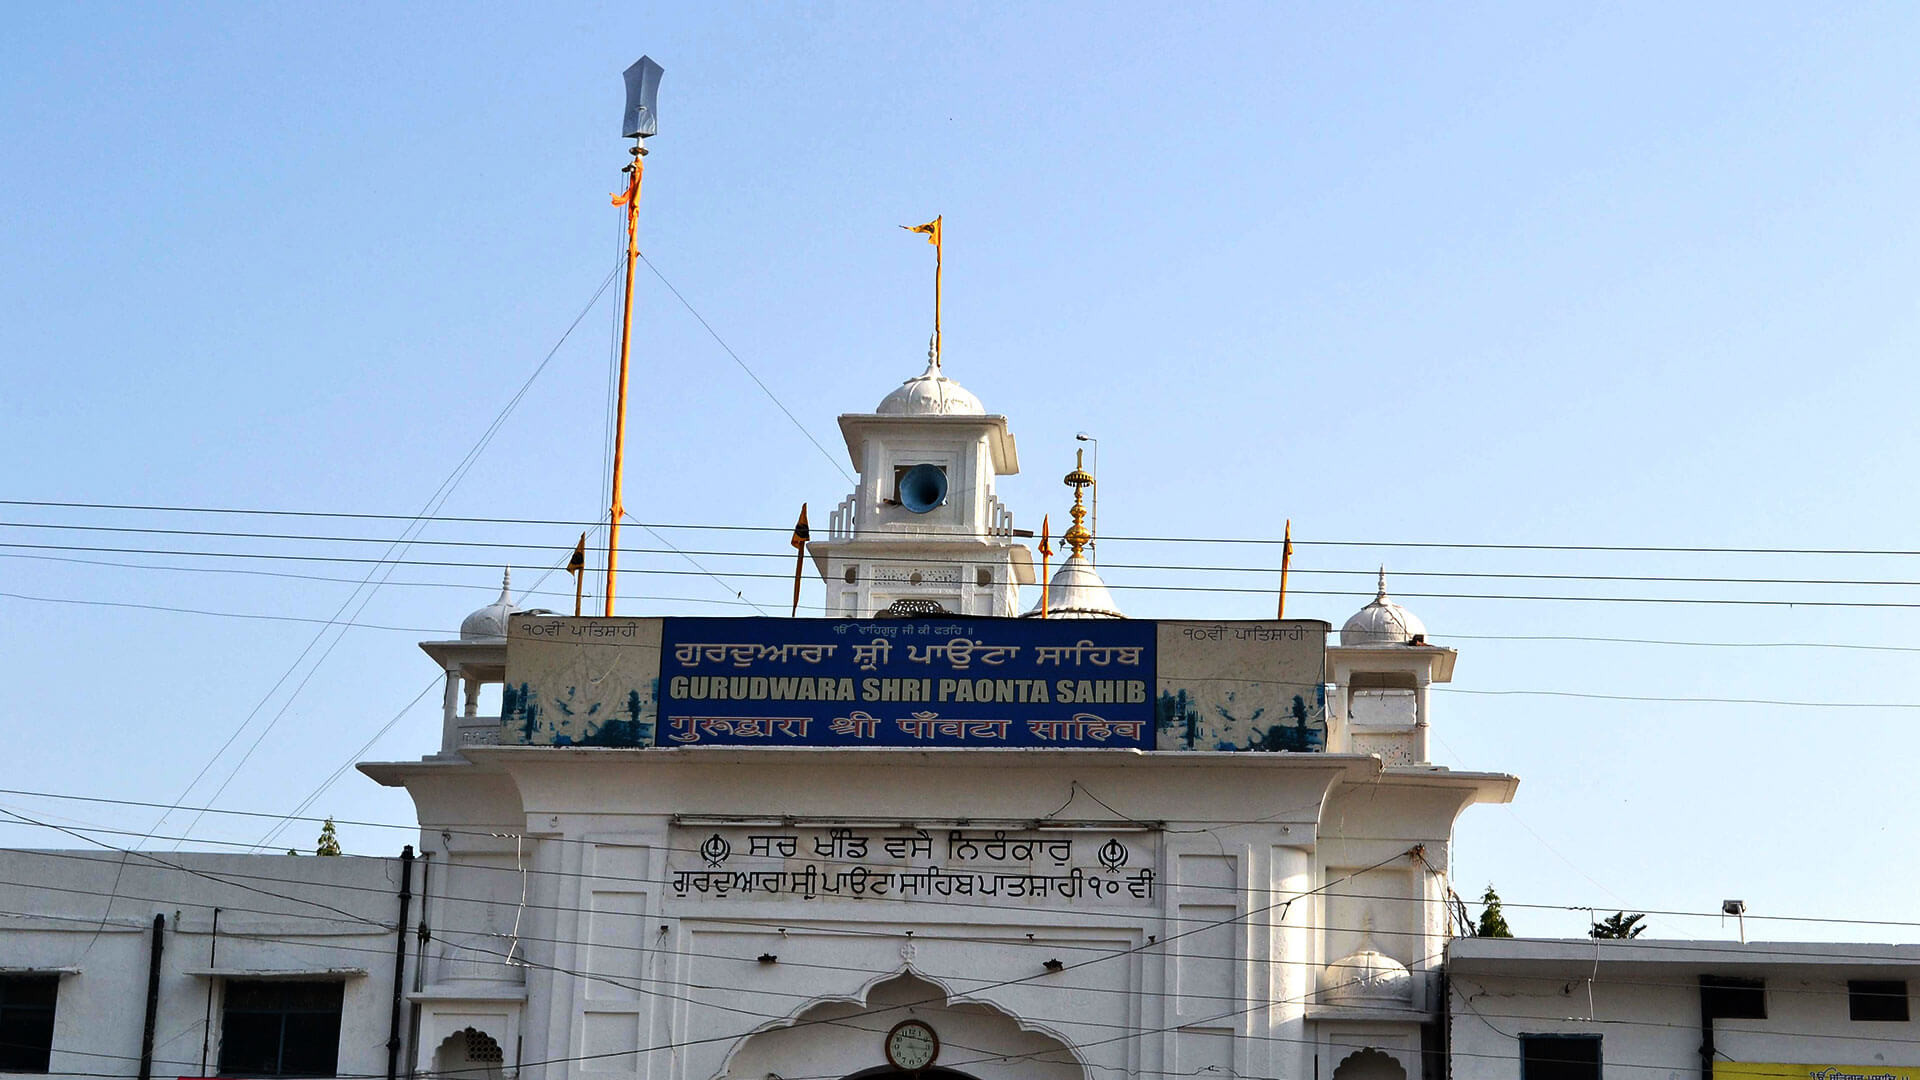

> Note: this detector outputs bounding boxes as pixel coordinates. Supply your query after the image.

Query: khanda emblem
[701,833,733,867]
[1097,838,1129,873]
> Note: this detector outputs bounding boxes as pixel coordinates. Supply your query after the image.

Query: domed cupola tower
[1324,570,1456,766]
[419,570,521,758]
[809,346,1036,617]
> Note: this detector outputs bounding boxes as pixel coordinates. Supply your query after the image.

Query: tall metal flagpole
[604,56,663,617]
[902,216,942,367]
[605,153,643,616]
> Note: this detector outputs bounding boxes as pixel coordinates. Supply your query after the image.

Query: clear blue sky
[4,4,1918,942]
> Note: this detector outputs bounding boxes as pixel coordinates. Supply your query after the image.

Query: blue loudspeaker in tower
[898,463,949,513]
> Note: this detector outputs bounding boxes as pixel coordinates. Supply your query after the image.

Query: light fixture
[757,953,778,965]
[1043,959,1064,972]
[1722,899,1747,943]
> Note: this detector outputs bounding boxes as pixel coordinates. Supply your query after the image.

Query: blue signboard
[657,617,1157,749]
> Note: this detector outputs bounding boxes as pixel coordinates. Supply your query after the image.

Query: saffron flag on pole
[568,531,588,617]
[1038,514,1052,620]
[902,216,941,246]
[790,504,810,617]
[1277,519,1293,619]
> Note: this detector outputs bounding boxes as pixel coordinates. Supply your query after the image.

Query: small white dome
[876,356,985,416]
[1022,554,1125,619]
[1321,943,1413,1005]
[1340,569,1427,646]
[460,570,517,641]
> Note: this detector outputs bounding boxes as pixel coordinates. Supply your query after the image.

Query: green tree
[1590,911,1647,939]
[1477,884,1513,938]
[315,817,342,857]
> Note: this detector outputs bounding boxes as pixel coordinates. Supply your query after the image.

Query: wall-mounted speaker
[897,464,948,514]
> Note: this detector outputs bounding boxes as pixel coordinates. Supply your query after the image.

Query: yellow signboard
[1717,1065,1920,1080]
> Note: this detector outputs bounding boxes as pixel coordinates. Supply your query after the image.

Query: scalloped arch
[429,1026,505,1078]
[712,968,1086,1080]
[1332,1046,1407,1080]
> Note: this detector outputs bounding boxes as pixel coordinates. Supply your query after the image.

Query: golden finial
[1062,448,1094,557]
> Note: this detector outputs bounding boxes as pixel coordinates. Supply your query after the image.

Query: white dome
[1321,943,1413,1005]
[1022,554,1125,619]
[460,570,517,641]
[876,357,985,416]
[1339,569,1426,646]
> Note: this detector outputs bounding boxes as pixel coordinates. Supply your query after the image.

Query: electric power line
[160,258,626,847]
[13,549,1920,654]
[9,500,1920,558]
[13,520,1920,590]
[6,787,1920,936]
[6,588,1918,712]
[0,805,1443,1076]
[14,540,1920,609]
[637,252,856,486]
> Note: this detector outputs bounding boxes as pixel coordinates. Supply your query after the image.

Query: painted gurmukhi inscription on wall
[667,826,1157,906]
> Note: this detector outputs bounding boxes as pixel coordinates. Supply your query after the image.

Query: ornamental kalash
[366,340,1515,1080]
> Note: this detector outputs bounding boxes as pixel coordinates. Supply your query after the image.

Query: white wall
[1449,967,1700,1080]
[367,747,1508,1080]
[0,849,406,1079]
[1449,940,1920,1080]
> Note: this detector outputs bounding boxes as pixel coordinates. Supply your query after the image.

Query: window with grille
[218,980,343,1078]
[1850,980,1911,1022]
[464,1029,503,1063]
[1701,975,1768,1020]
[0,974,59,1073]
[1520,1034,1602,1080]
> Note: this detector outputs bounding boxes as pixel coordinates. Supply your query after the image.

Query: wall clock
[885,1018,939,1071]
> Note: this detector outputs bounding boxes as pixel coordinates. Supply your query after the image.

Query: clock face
[885,1019,939,1071]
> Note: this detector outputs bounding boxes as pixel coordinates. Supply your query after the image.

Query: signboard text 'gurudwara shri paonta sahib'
[501,616,1327,752]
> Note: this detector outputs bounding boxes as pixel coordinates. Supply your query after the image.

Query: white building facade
[1448,938,1920,1080]
[1,359,1529,1080]
[0,849,409,1079]
[356,743,1515,1080]
[352,358,1521,1080]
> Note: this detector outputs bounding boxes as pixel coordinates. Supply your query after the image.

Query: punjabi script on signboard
[668,827,1156,904]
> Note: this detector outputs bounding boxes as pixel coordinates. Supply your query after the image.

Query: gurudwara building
[6,352,1911,1080]
[360,351,1517,1080]
[0,354,1522,1080]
